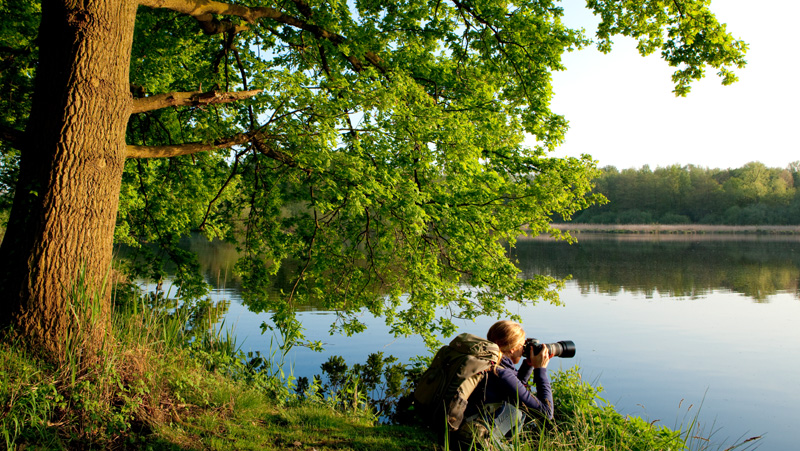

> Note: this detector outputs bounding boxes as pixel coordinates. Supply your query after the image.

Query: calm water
[161,234,800,450]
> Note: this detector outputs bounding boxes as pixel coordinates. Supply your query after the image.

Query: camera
[523,338,576,358]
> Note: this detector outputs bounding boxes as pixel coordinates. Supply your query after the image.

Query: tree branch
[195,15,249,35]
[290,0,313,18]
[140,0,344,42]
[126,132,254,158]
[131,89,262,114]
[252,136,299,168]
[198,147,245,231]
[139,0,385,72]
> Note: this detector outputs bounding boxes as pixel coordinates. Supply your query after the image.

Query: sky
[536,0,800,170]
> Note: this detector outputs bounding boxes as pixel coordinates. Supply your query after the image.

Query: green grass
[0,336,434,450]
[0,287,761,451]
[0,287,436,450]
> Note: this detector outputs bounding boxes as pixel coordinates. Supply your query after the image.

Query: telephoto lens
[524,338,576,358]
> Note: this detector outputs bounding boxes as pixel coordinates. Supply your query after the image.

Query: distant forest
[567,162,800,225]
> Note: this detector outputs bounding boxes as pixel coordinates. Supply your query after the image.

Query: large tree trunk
[0,0,137,361]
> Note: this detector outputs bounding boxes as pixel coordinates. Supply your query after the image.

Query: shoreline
[551,223,800,234]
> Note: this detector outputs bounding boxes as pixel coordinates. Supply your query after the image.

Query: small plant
[297,352,422,422]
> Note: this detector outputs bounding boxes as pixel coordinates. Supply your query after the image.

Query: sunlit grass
[0,280,434,449]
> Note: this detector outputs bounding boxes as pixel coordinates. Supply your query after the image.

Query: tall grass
[0,269,248,449]
[0,335,61,449]
[438,366,762,451]
[300,351,763,451]
[0,268,362,449]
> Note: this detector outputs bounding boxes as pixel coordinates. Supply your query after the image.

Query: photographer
[465,320,554,421]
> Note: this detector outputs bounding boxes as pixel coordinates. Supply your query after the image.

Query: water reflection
[514,235,800,302]
[179,235,332,312]
[181,233,800,304]
[187,234,241,289]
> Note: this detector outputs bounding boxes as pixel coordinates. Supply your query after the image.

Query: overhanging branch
[140,0,344,42]
[131,89,263,114]
[126,132,253,158]
[195,15,249,35]
[139,0,384,72]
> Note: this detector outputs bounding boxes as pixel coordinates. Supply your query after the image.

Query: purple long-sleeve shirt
[465,356,554,420]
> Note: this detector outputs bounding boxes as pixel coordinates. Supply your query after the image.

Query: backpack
[413,333,502,431]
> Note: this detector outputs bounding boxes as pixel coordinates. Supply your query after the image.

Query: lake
[154,233,800,450]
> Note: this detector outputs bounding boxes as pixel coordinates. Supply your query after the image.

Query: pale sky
[539,0,800,170]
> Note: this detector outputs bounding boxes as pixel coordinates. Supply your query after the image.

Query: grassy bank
[1,295,761,450]
[0,296,434,450]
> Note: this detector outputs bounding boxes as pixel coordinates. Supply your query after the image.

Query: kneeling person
[465,320,553,421]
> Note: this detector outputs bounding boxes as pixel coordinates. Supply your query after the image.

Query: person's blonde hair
[487,320,526,355]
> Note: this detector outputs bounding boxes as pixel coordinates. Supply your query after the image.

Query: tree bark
[0,0,137,361]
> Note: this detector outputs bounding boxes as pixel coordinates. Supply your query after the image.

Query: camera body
[523,338,576,358]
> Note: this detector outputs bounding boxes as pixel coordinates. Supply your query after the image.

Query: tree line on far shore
[565,162,800,225]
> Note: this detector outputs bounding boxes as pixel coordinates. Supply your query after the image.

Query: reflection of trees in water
[184,234,300,294]
[513,237,800,302]
[185,234,241,289]
[133,235,342,312]
[180,234,800,304]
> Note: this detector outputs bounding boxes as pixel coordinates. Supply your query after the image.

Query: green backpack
[413,333,502,431]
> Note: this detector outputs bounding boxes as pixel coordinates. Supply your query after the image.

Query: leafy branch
[131,89,263,114]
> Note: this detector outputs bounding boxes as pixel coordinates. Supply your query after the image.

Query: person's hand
[530,344,550,369]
